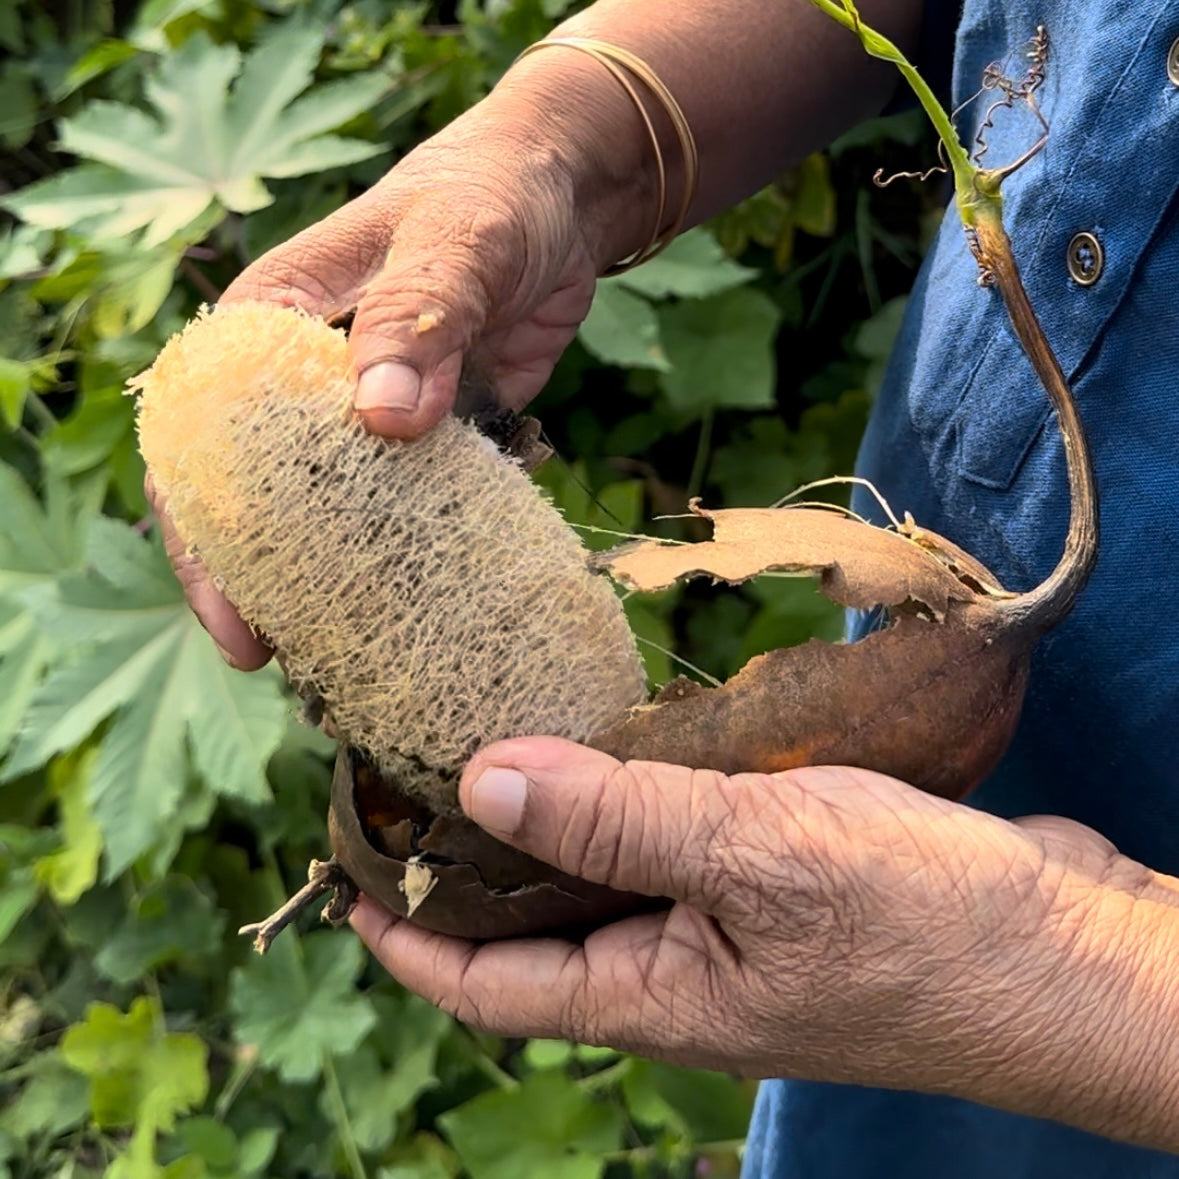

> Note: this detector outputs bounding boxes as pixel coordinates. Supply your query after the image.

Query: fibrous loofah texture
[133,303,647,809]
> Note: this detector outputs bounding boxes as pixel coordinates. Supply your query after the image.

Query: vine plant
[807,0,1098,632]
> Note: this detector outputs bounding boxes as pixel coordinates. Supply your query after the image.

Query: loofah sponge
[132,303,647,809]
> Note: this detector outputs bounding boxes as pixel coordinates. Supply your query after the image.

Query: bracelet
[514,36,700,275]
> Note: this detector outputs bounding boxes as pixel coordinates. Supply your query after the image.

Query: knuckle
[686,770,761,904]
[549,762,669,894]
[692,771,823,921]
[357,207,521,338]
[164,535,204,594]
[555,761,750,903]
[432,945,481,1027]
[553,770,622,886]
[227,201,389,310]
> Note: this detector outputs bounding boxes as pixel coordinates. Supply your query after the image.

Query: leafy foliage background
[0,2,940,1176]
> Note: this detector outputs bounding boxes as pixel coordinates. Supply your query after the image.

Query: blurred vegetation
[0,1,942,1176]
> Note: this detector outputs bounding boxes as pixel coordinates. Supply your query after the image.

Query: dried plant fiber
[132,303,646,808]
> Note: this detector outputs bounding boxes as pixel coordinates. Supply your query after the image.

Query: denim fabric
[744,1,1179,1174]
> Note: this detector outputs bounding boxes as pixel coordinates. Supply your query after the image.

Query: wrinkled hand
[152,103,609,668]
[351,736,1177,1118]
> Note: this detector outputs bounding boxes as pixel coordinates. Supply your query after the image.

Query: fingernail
[468,768,528,834]
[355,362,421,413]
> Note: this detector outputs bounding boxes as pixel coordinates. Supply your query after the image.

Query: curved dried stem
[238,858,358,953]
[805,3,1098,635]
[773,475,905,529]
[971,208,1098,632]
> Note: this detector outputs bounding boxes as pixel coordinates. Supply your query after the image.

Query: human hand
[351,736,1179,1146]
[150,60,649,668]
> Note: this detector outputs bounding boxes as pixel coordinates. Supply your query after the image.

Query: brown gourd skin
[592,610,1031,800]
[329,747,652,939]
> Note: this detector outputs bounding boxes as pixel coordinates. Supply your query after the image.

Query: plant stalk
[971,209,1099,632]
[807,0,1099,632]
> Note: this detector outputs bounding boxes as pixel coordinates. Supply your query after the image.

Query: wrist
[485,47,672,271]
[1071,883,1179,1151]
[963,865,1179,1151]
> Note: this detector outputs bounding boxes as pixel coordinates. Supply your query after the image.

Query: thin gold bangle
[514,36,700,275]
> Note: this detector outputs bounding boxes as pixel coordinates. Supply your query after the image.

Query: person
[163,0,1179,1173]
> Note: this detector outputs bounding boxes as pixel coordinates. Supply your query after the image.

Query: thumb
[458,736,766,915]
[349,209,505,440]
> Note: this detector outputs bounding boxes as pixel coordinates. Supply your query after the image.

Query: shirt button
[1169,36,1179,86]
[1067,232,1104,286]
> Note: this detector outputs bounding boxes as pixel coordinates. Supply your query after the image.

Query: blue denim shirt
[744,2,1179,1175]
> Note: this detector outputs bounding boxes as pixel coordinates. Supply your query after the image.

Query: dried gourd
[133,17,1096,944]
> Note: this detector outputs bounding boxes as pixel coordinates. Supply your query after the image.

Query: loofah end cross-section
[132,303,647,810]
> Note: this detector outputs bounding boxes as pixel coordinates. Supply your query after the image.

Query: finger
[149,479,273,670]
[226,194,513,441]
[457,736,777,915]
[480,273,594,408]
[220,191,465,437]
[221,192,392,317]
[348,199,525,440]
[349,895,730,1052]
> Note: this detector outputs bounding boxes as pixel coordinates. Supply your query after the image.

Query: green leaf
[331,991,450,1151]
[440,1071,623,1179]
[378,1133,460,1179]
[741,575,846,661]
[129,0,213,51]
[0,3,22,53]
[0,825,55,944]
[622,1060,755,1143]
[0,874,39,946]
[657,288,782,414]
[791,153,837,237]
[623,595,676,687]
[329,1045,407,1154]
[94,875,224,983]
[521,1039,574,1071]
[61,996,208,1134]
[710,417,825,508]
[533,461,643,551]
[0,601,52,758]
[33,749,103,904]
[57,39,140,98]
[5,28,387,246]
[0,65,36,150]
[175,1115,237,1170]
[579,283,669,372]
[3,519,285,876]
[0,465,91,599]
[0,357,32,429]
[0,224,49,280]
[40,383,137,478]
[229,932,376,1083]
[710,392,871,508]
[616,228,756,299]
[855,295,908,394]
[0,1053,90,1141]
[0,469,94,759]
[235,1125,280,1175]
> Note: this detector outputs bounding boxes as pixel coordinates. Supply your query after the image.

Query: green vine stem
[806,0,1098,632]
